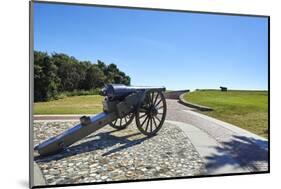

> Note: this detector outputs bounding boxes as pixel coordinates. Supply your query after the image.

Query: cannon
[34,84,167,156]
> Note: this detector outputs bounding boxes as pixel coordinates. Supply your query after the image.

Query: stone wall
[164,90,190,99]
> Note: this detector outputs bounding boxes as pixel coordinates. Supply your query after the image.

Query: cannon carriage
[34,84,167,156]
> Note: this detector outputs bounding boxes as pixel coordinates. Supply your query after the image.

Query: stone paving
[34,121,205,185]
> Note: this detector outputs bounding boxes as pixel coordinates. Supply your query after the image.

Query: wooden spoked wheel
[135,90,167,136]
[109,113,135,130]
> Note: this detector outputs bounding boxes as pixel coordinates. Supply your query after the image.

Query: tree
[34,52,60,101]
[97,60,107,73]
[56,61,81,91]
[84,65,105,90]
[106,63,131,85]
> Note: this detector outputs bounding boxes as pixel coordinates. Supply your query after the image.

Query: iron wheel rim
[135,90,167,136]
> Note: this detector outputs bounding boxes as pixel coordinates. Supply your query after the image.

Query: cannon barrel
[101,84,165,100]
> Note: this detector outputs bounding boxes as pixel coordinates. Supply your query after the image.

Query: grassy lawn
[183,90,268,138]
[34,95,103,115]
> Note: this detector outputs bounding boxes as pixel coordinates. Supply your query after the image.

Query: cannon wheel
[109,113,135,130]
[135,90,167,136]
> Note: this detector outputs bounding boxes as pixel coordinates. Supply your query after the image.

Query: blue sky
[34,3,268,90]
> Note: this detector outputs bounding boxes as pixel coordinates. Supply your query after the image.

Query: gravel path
[34,121,204,185]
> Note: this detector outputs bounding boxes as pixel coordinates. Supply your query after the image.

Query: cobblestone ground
[34,121,205,185]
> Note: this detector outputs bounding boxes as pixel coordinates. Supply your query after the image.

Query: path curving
[166,99,268,172]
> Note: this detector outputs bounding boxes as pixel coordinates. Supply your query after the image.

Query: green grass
[184,90,268,138]
[34,95,103,115]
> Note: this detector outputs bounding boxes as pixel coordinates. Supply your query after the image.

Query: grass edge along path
[183,90,268,138]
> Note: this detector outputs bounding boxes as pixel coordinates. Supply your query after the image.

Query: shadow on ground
[35,130,150,163]
[205,135,268,172]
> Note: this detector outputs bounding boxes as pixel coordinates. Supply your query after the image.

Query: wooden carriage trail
[33,99,268,186]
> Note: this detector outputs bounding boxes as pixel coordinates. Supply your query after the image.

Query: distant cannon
[34,84,167,156]
[220,86,227,92]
